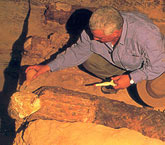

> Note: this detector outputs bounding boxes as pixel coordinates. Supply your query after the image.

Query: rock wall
[7,0,165,144]
[13,120,165,145]
[28,0,165,34]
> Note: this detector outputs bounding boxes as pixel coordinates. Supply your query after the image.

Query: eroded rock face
[49,31,70,49]
[22,31,69,65]
[24,36,51,58]
[8,87,165,141]
[9,1,165,144]
[44,2,73,25]
[13,120,165,145]
[8,92,40,120]
[43,1,165,33]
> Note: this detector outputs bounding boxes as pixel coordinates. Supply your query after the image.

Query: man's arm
[47,30,92,72]
[112,30,165,89]
[25,30,92,79]
[129,31,165,84]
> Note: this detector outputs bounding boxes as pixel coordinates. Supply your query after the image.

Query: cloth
[48,11,165,84]
[82,53,125,79]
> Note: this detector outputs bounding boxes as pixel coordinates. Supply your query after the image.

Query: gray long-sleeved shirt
[48,12,165,84]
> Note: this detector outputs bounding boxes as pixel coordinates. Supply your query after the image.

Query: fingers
[111,75,120,81]
[32,72,40,80]
[25,65,50,80]
[25,65,39,73]
[111,76,120,86]
[111,75,131,89]
[111,75,122,89]
[32,69,45,79]
[113,84,120,90]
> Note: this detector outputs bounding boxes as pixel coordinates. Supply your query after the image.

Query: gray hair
[89,7,123,35]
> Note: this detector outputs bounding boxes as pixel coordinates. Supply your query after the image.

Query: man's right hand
[25,65,51,80]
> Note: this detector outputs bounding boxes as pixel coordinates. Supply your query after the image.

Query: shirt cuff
[47,60,60,72]
[129,70,147,84]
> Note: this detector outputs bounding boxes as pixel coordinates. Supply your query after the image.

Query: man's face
[92,29,122,44]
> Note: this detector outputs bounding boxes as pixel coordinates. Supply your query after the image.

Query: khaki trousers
[82,53,125,79]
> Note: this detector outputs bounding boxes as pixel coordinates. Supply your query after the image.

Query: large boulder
[8,87,165,141]
[7,1,165,145]
[13,119,165,145]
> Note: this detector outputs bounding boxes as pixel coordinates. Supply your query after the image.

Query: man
[26,7,165,106]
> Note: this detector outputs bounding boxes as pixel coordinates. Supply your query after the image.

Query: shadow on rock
[0,0,31,144]
[42,8,93,65]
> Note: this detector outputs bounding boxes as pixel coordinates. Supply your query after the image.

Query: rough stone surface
[30,88,97,123]
[44,2,96,25]
[22,31,69,65]
[42,0,165,34]
[9,87,165,141]
[8,91,40,120]
[2,0,165,144]
[13,120,165,145]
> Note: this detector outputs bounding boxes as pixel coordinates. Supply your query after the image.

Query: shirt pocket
[121,49,143,70]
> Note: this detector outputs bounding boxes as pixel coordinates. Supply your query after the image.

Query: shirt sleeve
[48,30,93,72]
[130,30,165,83]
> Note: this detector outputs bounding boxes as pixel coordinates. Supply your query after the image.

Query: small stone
[56,2,72,12]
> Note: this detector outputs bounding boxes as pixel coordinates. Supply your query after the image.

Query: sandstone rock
[44,2,73,25]
[44,2,95,25]
[43,1,165,34]
[9,87,165,141]
[55,2,72,12]
[23,36,52,58]
[22,31,69,65]
[49,31,69,49]
[13,119,165,145]
[8,91,40,120]
[2,1,165,145]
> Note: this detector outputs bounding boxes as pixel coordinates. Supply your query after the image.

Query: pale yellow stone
[8,92,40,119]
[13,120,165,145]
[24,37,32,51]
[56,2,72,12]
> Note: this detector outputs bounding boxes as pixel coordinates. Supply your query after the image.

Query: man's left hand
[111,75,131,89]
